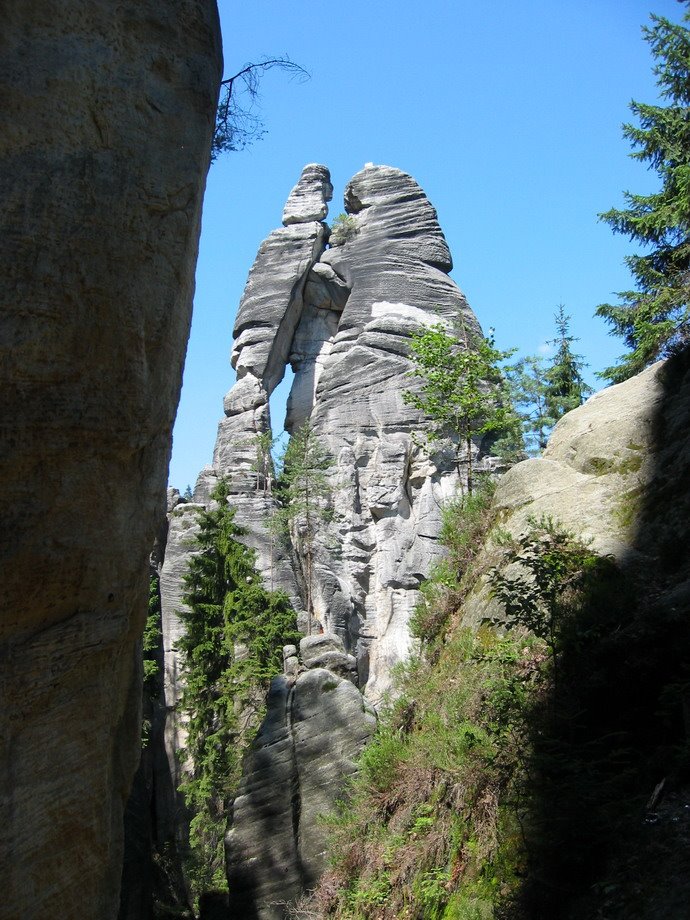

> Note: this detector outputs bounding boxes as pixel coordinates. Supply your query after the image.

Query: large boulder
[0,3,222,917]
[225,638,377,919]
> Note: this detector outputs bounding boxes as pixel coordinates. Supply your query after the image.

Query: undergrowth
[292,477,689,919]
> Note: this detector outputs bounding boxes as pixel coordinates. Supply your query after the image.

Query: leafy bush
[329,213,358,245]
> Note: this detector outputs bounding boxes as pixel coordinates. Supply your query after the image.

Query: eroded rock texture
[0,3,222,917]
[463,357,690,628]
[185,163,485,708]
[225,635,377,919]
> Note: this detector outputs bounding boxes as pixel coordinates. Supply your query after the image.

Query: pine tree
[543,306,592,420]
[596,4,690,382]
[176,479,298,896]
[404,320,515,493]
[277,422,332,633]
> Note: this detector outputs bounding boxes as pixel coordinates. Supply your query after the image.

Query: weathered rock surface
[159,163,493,910]
[184,163,488,707]
[463,358,690,628]
[225,635,377,919]
[0,3,221,917]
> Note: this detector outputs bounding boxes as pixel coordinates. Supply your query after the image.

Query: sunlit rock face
[0,2,221,917]
[164,163,487,710]
[300,165,482,703]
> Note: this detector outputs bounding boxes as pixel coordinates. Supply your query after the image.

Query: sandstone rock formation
[157,163,494,912]
[463,357,690,628]
[225,635,377,919]
[177,163,487,710]
[0,3,222,917]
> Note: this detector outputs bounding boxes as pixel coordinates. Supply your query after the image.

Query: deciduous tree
[404,321,515,493]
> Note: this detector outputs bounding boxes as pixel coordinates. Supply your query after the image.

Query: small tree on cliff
[177,479,298,897]
[404,320,515,493]
[596,5,690,382]
[213,57,309,159]
[277,421,333,633]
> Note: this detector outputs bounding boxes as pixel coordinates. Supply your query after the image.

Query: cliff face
[157,162,490,914]
[0,4,222,917]
[162,162,485,713]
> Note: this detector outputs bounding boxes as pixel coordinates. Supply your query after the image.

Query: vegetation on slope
[295,467,690,919]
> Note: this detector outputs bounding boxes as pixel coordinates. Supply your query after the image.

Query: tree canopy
[597,4,690,382]
[404,320,515,493]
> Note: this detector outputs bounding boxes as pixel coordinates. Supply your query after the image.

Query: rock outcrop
[182,163,487,708]
[225,635,377,919]
[464,356,690,625]
[157,163,494,912]
[0,3,222,917]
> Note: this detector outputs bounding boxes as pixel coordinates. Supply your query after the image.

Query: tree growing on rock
[177,479,298,898]
[404,320,515,493]
[597,4,690,382]
[277,421,333,633]
[213,57,309,159]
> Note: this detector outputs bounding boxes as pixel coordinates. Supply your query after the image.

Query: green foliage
[250,430,277,495]
[411,477,497,644]
[543,306,592,419]
[276,421,333,630]
[596,5,690,382]
[488,518,604,678]
[505,308,591,455]
[404,320,516,493]
[143,574,161,690]
[330,213,359,245]
[177,479,299,899]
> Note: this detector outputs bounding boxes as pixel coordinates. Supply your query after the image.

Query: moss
[613,484,645,534]
[586,453,643,476]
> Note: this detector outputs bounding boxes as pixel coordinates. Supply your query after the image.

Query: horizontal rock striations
[170,162,486,706]
[159,163,493,910]
[0,3,222,917]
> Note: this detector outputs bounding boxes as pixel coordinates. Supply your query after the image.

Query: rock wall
[171,163,487,711]
[225,635,376,919]
[0,3,222,917]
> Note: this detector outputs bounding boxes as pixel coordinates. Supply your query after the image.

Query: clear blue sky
[169,0,684,491]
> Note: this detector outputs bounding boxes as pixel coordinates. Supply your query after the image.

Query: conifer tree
[543,306,592,420]
[177,479,298,896]
[597,4,690,382]
[278,421,332,632]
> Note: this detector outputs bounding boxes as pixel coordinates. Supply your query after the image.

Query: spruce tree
[597,4,690,382]
[176,479,298,896]
[543,306,592,420]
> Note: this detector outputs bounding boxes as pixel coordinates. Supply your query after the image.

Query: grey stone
[282,163,333,226]
[226,667,376,918]
[0,2,221,917]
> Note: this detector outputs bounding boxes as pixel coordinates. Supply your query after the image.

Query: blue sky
[169,0,684,491]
